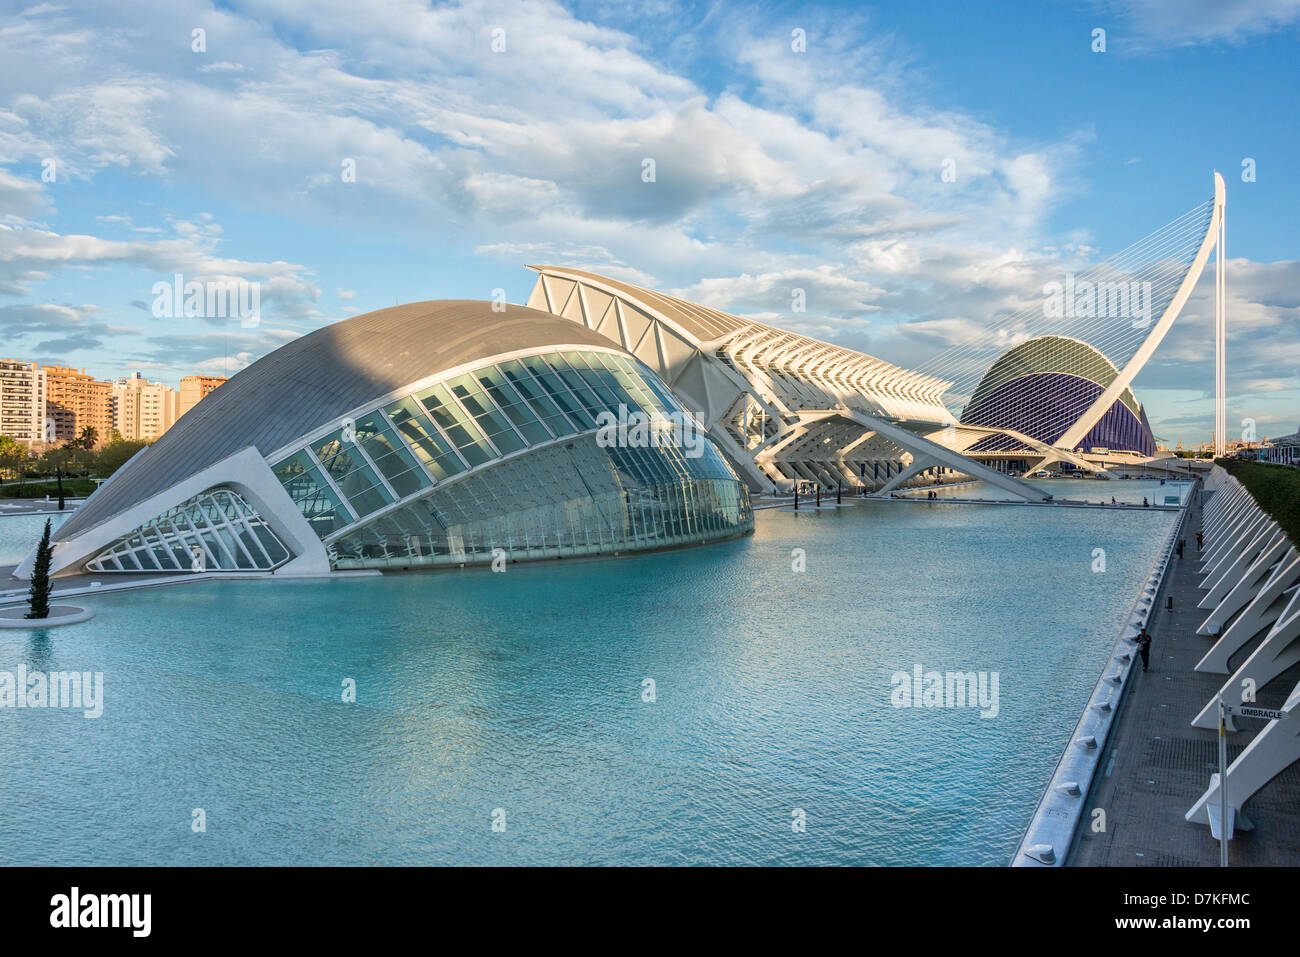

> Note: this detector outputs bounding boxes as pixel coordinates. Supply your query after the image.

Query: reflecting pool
[0,498,1175,865]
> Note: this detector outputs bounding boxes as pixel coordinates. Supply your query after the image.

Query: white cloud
[0,0,1290,442]
[1099,0,1300,46]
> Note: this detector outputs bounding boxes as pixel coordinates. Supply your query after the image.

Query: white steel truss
[85,487,291,574]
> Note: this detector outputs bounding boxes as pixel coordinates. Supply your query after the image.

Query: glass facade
[85,488,291,573]
[329,434,751,569]
[264,348,753,570]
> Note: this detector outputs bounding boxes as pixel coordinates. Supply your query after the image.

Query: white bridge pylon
[916,172,1226,477]
[1054,174,1224,455]
[525,174,1225,497]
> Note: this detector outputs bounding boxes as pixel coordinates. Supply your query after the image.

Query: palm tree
[76,426,98,450]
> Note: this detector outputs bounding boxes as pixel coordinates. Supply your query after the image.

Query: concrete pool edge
[1010,486,1192,866]
[0,604,95,628]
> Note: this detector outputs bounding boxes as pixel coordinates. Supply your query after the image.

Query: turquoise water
[914,477,1192,506]
[0,512,68,565]
[0,499,1174,865]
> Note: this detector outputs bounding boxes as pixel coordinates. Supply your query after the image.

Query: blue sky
[1,0,1297,443]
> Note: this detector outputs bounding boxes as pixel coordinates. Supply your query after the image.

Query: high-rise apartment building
[112,372,179,442]
[0,359,47,447]
[178,374,227,418]
[43,365,113,446]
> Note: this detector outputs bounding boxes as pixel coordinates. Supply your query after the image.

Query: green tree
[37,443,76,478]
[0,435,25,481]
[95,438,150,477]
[76,425,98,450]
[26,518,52,620]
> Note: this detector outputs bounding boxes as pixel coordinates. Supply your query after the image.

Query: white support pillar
[1199,523,1284,609]
[1197,538,1295,637]
[877,454,938,494]
[1187,604,1300,829]
[1193,588,1300,730]
[1195,549,1300,675]
[1215,185,1227,458]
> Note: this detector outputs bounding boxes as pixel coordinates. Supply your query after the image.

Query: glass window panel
[499,360,576,436]
[312,430,393,516]
[271,451,350,535]
[384,397,465,481]
[353,413,429,498]
[549,356,607,413]
[521,356,596,429]
[473,367,554,444]
[415,384,496,466]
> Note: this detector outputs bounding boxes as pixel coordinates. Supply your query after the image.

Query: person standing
[1135,628,1152,672]
[1197,530,1204,550]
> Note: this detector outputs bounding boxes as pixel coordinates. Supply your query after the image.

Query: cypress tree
[26,518,52,620]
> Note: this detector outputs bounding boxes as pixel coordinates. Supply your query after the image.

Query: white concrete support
[876,454,939,493]
[1199,523,1285,609]
[1198,539,1297,639]
[1201,490,1254,566]
[1194,550,1300,676]
[1185,465,1300,831]
[1187,613,1300,827]
[1214,191,1227,459]
[1200,510,1270,587]
[1193,581,1300,730]
[13,445,331,579]
[850,412,1050,501]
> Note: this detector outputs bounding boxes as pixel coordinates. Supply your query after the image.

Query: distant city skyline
[1,1,1297,442]
[0,357,225,448]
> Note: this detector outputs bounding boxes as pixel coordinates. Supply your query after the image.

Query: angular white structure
[528,175,1227,496]
[527,265,1049,500]
[1186,466,1300,828]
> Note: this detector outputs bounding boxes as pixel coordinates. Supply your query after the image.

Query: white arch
[1054,172,1224,451]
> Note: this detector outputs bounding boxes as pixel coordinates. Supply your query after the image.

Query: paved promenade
[0,498,83,516]
[1071,487,1300,866]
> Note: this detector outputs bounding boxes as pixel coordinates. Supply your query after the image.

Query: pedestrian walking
[1197,530,1204,550]
[1135,628,1152,672]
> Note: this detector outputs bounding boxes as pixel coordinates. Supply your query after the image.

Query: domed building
[961,334,1156,457]
[19,301,752,579]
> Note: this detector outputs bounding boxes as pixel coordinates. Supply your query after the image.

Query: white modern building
[19,302,753,579]
[523,175,1225,499]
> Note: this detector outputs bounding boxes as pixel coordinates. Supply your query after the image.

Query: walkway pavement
[0,499,83,516]
[1070,486,1300,866]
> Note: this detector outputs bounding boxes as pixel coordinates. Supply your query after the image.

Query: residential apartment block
[112,372,180,442]
[179,374,227,419]
[43,365,113,446]
[0,359,46,447]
